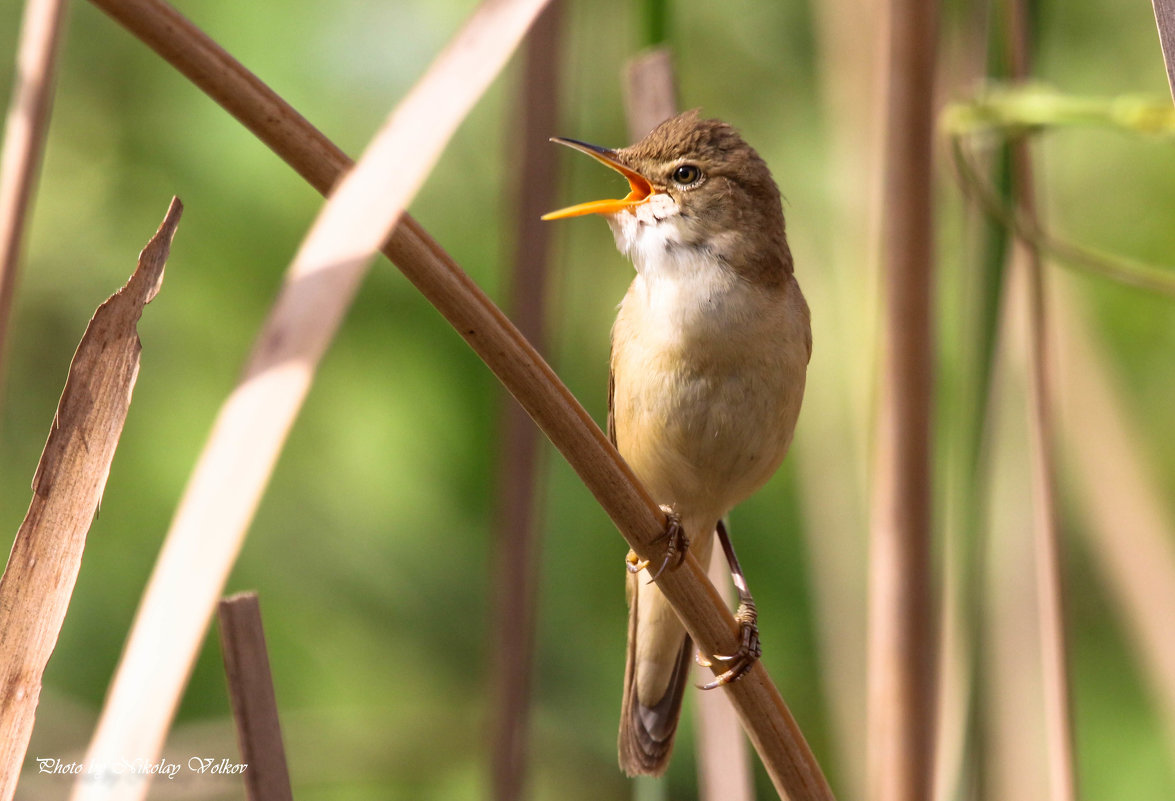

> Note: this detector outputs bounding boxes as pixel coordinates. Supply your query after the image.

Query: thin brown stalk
[489,3,563,799]
[75,2,552,799]
[0,198,179,801]
[0,0,68,403]
[695,540,756,801]
[217,592,293,801]
[79,1,836,797]
[623,48,678,141]
[623,47,753,801]
[867,0,939,799]
[1006,4,1078,800]
[1152,0,1175,100]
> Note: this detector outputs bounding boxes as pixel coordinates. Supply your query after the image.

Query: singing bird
[543,110,810,776]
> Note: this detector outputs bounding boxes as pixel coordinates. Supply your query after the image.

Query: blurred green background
[2,0,1174,799]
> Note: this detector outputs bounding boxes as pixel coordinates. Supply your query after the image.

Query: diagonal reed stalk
[1152,0,1175,100]
[74,1,553,799]
[0,0,68,407]
[74,0,835,798]
[1054,282,1175,776]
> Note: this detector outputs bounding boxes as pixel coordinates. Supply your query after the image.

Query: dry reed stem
[217,592,293,801]
[622,47,753,801]
[1054,283,1175,773]
[74,2,552,799]
[1006,4,1078,799]
[489,3,563,798]
[867,0,939,799]
[623,48,678,141]
[983,289,1050,801]
[0,0,68,403]
[626,47,755,799]
[78,1,835,797]
[0,197,179,801]
[1152,0,1175,100]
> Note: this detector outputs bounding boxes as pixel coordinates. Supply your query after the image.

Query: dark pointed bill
[542,137,654,220]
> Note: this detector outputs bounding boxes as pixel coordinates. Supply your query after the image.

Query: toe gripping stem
[625,505,689,583]
[697,520,762,690]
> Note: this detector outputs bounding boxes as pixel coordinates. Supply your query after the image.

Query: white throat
[606,197,761,354]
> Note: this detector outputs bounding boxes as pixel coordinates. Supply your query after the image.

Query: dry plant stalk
[80,0,835,797]
[867,0,939,799]
[217,592,293,801]
[623,47,754,801]
[624,48,678,141]
[0,0,68,395]
[0,197,180,801]
[489,4,563,799]
[1153,0,1175,100]
[74,2,552,799]
[1006,4,1078,799]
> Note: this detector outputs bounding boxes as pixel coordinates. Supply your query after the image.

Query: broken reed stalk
[79,0,835,798]
[489,3,563,799]
[0,0,68,402]
[866,0,939,799]
[1006,3,1078,800]
[1152,0,1175,100]
[622,46,754,801]
[217,592,294,801]
[74,2,553,800]
[0,198,180,801]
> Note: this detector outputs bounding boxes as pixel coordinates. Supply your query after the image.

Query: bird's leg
[697,519,762,689]
[625,505,689,582]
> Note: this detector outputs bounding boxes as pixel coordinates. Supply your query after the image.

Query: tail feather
[618,586,694,776]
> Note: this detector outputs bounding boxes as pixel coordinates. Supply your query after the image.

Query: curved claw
[645,506,688,584]
[697,605,761,690]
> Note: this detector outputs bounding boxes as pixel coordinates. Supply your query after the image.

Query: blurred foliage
[1,0,1174,799]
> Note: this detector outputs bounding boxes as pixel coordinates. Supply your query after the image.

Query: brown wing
[607,360,617,447]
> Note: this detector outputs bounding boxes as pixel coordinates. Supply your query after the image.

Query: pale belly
[611,300,807,522]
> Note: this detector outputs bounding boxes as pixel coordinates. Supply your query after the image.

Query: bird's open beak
[541,138,653,220]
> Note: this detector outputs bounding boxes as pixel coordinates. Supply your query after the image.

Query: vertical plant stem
[623,48,678,141]
[623,47,752,801]
[1006,3,1078,801]
[867,0,939,799]
[489,3,563,799]
[0,0,68,403]
[217,592,294,801]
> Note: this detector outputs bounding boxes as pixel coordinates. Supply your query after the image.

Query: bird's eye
[672,164,702,186]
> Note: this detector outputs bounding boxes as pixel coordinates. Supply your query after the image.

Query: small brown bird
[543,111,810,776]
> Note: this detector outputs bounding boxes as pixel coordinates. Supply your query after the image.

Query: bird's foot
[624,506,688,582]
[696,600,761,689]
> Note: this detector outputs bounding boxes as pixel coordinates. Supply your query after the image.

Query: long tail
[618,572,693,776]
[618,522,716,776]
